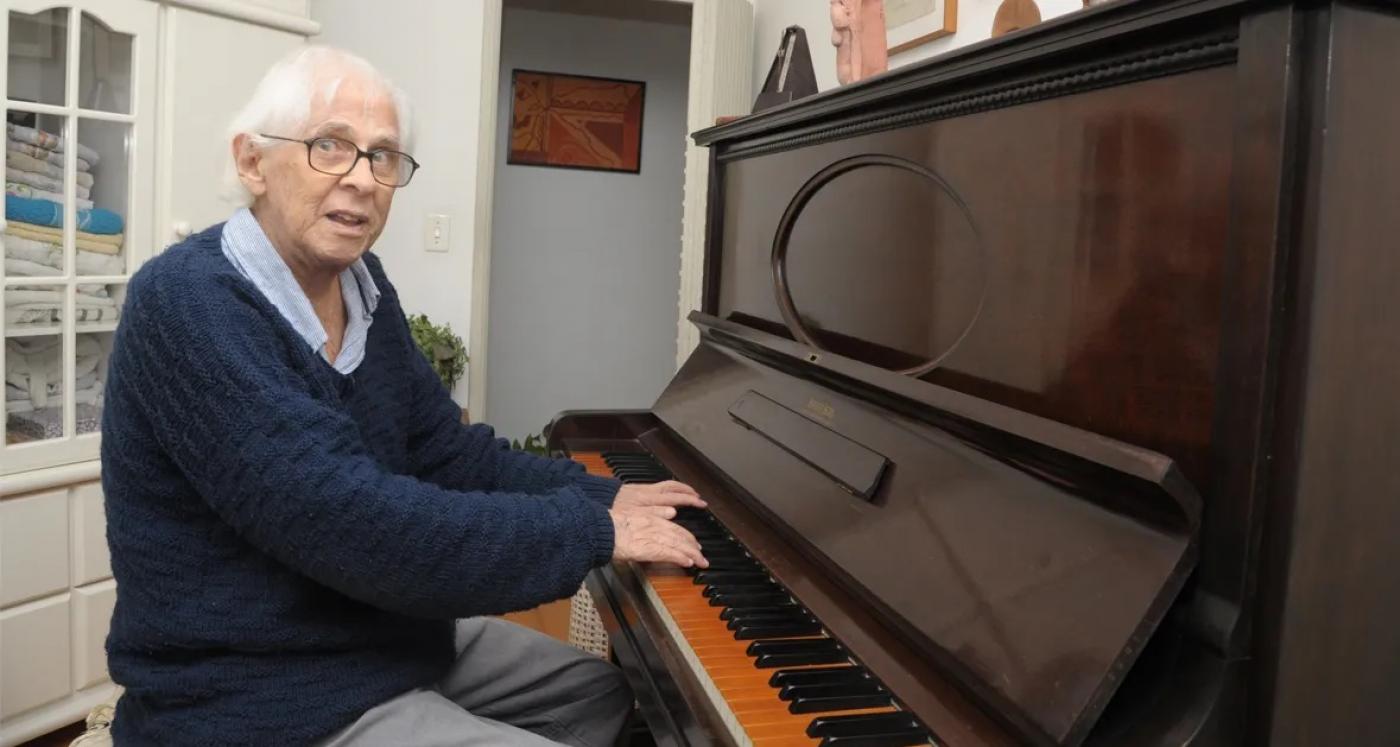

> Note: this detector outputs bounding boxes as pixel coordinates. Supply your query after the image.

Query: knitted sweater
[100,225,621,745]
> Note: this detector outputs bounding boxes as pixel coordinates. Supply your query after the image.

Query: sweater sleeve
[114,274,615,619]
[397,308,623,507]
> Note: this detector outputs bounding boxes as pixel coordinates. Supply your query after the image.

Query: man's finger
[653,480,700,497]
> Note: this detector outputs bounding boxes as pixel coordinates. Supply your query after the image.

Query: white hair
[222,45,415,206]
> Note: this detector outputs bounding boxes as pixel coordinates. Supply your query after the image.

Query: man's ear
[232,134,269,199]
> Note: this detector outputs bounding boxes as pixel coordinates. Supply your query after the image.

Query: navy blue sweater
[101,226,621,745]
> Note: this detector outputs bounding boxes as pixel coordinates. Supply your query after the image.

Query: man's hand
[609,506,709,568]
[612,480,707,520]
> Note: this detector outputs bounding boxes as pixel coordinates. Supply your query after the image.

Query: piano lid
[654,312,1201,746]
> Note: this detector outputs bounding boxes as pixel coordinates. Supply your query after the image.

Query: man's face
[242,74,402,273]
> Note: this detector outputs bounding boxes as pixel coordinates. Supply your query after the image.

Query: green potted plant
[407,313,468,395]
[510,432,548,456]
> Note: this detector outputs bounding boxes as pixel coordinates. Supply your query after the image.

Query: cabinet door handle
[172,221,192,239]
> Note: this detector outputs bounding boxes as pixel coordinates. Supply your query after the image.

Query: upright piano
[547,0,1400,744]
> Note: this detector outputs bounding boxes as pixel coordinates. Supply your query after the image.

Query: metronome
[753,26,819,113]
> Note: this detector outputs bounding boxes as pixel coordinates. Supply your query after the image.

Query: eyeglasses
[259,134,421,187]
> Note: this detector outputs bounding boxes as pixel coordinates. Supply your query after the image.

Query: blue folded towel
[5,194,124,235]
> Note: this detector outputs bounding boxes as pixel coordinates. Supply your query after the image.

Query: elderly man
[101,46,706,746]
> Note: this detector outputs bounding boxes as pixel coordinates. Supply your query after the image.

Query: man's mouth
[326,210,369,227]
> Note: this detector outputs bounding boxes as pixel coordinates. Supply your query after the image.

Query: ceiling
[503,0,693,27]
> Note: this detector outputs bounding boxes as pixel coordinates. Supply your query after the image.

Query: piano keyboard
[573,450,938,747]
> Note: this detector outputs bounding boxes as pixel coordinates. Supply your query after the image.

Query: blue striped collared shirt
[220,207,381,374]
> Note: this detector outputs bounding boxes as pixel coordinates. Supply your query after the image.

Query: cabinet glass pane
[73,330,109,435]
[75,280,122,331]
[5,331,65,444]
[4,282,63,333]
[78,13,132,114]
[6,8,68,107]
[5,112,74,280]
[75,118,127,276]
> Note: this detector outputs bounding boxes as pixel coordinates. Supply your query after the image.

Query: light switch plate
[425,214,450,252]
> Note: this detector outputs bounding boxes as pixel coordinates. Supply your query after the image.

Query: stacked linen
[6,122,101,210]
[4,286,119,327]
[3,219,125,327]
[3,132,126,327]
[5,334,106,441]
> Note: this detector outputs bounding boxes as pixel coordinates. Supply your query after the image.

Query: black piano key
[610,472,663,484]
[754,648,849,668]
[806,713,929,745]
[819,734,932,747]
[769,666,870,689]
[679,527,724,539]
[702,581,780,598]
[693,570,770,585]
[719,603,799,621]
[790,692,894,714]
[747,638,842,655]
[700,559,757,573]
[700,561,764,574]
[779,681,886,702]
[726,610,816,628]
[709,591,791,608]
[601,452,659,462]
[734,620,823,639]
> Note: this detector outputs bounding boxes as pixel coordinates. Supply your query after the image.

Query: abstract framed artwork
[886,0,959,55]
[508,69,646,174]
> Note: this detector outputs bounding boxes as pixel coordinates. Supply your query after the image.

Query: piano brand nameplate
[728,390,890,499]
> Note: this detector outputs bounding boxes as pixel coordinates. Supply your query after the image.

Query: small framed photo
[886,0,959,55]
[507,69,646,174]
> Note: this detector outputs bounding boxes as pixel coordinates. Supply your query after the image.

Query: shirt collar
[220,207,381,363]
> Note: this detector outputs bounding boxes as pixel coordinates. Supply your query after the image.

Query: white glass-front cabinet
[1,0,156,476]
[0,3,310,743]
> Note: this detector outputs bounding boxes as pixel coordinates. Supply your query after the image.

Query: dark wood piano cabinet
[548,0,1400,744]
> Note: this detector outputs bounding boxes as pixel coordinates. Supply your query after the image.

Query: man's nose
[340,154,378,190]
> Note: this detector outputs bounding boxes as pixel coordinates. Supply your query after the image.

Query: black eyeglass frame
[259,133,421,187]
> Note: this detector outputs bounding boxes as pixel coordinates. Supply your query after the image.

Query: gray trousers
[318,618,633,746]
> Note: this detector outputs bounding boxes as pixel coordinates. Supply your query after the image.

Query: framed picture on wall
[886,0,959,55]
[507,69,646,174]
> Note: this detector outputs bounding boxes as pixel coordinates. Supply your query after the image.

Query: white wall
[485,7,690,441]
[309,0,494,404]
[752,0,1085,93]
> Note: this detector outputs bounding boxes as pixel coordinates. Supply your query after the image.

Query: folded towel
[5,288,117,308]
[6,402,103,440]
[6,224,121,255]
[6,141,94,176]
[5,303,115,325]
[7,167,92,198]
[4,256,60,277]
[6,123,100,166]
[3,260,110,298]
[5,220,123,248]
[5,195,124,234]
[5,372,101,404]
[4,234,126,274]
[5,306,56,325]
[7,182,95,209]
[7,149,67,181]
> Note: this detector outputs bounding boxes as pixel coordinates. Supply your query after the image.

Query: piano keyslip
[573,450,935,747]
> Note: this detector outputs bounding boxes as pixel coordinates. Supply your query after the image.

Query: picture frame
[507,69,646,175]
[886,0,959,55]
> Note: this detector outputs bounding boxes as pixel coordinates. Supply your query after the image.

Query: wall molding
[468,0,503,422]
[161,0,320,35]
[0,460,101,498]
[676,0,754,367]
